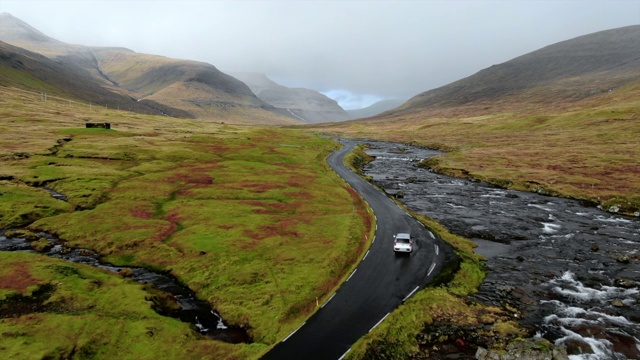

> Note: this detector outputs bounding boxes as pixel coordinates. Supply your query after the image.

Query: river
[360,140,639,360]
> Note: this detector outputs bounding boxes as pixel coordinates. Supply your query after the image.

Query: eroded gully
[361,140,639,360]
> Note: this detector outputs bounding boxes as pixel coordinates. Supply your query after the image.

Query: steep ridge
[0,13,297,124]
[390,25,640,115]
[232,72,351,123]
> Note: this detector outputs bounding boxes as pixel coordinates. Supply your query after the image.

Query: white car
[393,233,413,253]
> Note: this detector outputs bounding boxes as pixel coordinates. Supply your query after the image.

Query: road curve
[261,140,457,360]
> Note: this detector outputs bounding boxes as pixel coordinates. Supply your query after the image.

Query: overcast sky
[1,1,639,109]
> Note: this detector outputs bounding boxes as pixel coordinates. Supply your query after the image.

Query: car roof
[396,233,411,239]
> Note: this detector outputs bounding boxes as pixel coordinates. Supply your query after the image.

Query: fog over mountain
[346,99,407,120]
[0,12,298,124]
[232,72,351,123]
[1,1,638,109]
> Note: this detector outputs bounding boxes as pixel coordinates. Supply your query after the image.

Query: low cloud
[2,1,639,109]
[320,90,383,110]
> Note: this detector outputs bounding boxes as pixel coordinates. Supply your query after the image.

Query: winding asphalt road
[261,140,456,360]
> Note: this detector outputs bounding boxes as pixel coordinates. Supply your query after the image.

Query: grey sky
[1,1,639,109]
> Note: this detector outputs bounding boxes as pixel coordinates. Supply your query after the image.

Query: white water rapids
[361,140,640,359]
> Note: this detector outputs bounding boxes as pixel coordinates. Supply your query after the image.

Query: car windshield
[396,238,410,244]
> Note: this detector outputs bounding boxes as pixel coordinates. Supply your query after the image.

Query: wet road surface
[262,140,457,360]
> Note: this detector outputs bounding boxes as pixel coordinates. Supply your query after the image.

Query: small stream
[0,188,249,344]
[359,140,640,360]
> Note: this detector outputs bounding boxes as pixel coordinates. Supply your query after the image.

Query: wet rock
[468,230,496,241]
[495,284,515,296]
[564,337,593,356]
[616,254,630,264]
[614,277,637,288]
[607,330,640,359]
[516,255,525,262]
[608,205,620,213]
[611,299,625,307]
[579,199,599,207]
[78,249,94,257]
[590,243,599,252]
[118,268,134,278]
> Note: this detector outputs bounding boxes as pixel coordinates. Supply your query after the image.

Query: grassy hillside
[0,86,373,359]
[309,81,640,214]
[0,41,180,116]
[309,26,640,214]
[395,25,640,112]
[0,13,298,125]
[305,28,640,358]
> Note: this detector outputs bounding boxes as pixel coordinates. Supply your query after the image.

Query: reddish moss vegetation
[0,263,40,293]
[167,165,216,186]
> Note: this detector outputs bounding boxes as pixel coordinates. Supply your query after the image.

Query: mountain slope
[232,72,351,123]
[0,13,296,124]
[392,25,640,115]
[0,40,190,116]
[346,99,406,119]
[309,25,640,214]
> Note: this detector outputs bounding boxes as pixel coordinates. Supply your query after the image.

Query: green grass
[0,181,74,228]
[0,252,247,360]
[0,87,374,358]
[0,65,63,95]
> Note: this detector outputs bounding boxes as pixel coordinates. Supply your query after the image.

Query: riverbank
[348,141,639,359]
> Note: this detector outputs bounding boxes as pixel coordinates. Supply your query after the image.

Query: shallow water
[0,231,249,343]
[361,140,640,359]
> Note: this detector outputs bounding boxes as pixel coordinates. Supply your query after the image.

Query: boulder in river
[616,254,631,264]
[614,277,637,288]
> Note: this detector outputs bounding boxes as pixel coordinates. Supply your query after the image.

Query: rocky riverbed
[360,140,639,359]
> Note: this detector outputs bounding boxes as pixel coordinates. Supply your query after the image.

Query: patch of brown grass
[0,263,40,293]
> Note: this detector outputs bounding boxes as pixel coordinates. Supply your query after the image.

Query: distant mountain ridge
[231,72,351,123]
[346,99,406,119]
[0,13,297,124]
[392,25,640,115]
